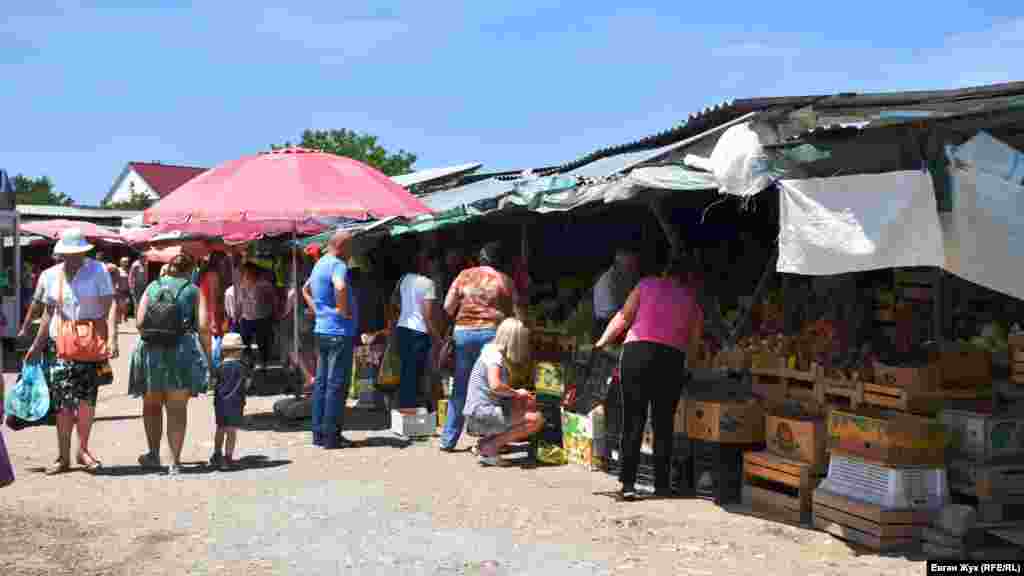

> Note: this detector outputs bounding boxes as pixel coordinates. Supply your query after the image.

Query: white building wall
[107,169,158,204]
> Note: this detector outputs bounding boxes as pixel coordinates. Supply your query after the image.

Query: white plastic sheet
[683,121,778,197]
[943,133,1024,301]
[778,170,945,276]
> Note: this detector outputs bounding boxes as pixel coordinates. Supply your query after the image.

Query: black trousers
[618,341,686,491]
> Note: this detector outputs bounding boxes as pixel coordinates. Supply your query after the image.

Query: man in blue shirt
[302,231,356,449]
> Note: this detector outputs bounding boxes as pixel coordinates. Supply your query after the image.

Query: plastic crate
[691,439,754,505]
[819,452,949,510]
[573,349,619,414]
[605,433,690,493]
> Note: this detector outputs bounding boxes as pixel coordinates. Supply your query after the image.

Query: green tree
[104,190,155,210]
[13,175,74,206]
[274,129,417,177]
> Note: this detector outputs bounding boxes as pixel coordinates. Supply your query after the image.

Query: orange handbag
[56,269,108,362]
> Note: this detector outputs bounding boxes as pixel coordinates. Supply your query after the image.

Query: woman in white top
[25,229,116,475]
[392,249,441,410]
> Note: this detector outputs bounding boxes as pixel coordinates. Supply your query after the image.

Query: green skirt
[129,333,209,397]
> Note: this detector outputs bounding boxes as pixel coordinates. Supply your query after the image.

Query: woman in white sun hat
[25,228,117,475]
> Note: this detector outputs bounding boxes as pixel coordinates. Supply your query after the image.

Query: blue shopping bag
[211,335,223,370]
[5,362,50,423]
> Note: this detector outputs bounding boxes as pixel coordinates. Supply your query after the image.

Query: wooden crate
[817,374,864,412]
[821,377,987,415]
[751,362,820,408]
[827,407,947,467]
[862,382,986,414]
[764,414,828,475]
[812,488,931,552]
[1011,334,1024,385]
[744,451,822,525]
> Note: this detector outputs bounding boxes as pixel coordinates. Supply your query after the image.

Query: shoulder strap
[57,265,64,325]
[173,278,190,300]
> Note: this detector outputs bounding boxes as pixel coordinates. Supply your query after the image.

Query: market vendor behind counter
[591,249,639,342]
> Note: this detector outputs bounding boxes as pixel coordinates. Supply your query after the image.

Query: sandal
[45,461,71,476]
[77,453,102,471]
[138,453,161,470]
[478,455,503,467]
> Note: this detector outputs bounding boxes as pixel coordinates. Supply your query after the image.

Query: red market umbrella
[144,147,432,225]
[21,219,123,243]
[124,220,327,245]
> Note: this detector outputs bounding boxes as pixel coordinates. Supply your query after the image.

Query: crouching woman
[463,318,543,466]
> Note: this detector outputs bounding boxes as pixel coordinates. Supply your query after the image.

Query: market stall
[136,147,432,399]
[378,102,1024,559]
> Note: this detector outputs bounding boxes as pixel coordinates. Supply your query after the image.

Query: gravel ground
[0,328,927,575]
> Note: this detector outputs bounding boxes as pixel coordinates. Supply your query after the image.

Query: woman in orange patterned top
[439,242,523,451]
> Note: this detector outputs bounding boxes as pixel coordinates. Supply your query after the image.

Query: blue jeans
[311,334,354,445]
[440,328,497,449]
[397,327,432,409]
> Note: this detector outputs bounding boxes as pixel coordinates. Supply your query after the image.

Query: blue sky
[1,2,1021,205]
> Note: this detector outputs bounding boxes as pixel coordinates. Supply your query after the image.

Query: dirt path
[0,328,925,575]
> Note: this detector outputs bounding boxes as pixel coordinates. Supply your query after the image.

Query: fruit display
[536,442,568,465]
[534,361,566,397]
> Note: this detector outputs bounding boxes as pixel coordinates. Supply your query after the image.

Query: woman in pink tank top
[595,253,704,501]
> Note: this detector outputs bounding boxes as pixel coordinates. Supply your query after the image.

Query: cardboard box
[533,362,565,397]
[934,347,992,388]
[827,407,946,467]
[561,407,607,470]
[940,410,1024,462]
[873,361,940,392]
[687,397,765,443]
[437,399,448,430]
[765,414,828,474]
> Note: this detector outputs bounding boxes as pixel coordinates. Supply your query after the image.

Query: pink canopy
[144,147,432,225]
[124,220,327,245]
[21,219,123,243]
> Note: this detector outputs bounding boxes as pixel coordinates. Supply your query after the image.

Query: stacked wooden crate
[744,410,828,525]
[1011,334,1024,386]
[813,408,948,551]
[818,359,987,415]
[686,391,766,505]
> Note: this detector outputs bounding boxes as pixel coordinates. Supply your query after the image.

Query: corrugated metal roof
[390,163,482,188]
[417,178,514,213]
[545,81,1024,177]
[17,205,142,219]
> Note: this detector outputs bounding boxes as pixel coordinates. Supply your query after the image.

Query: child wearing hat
[210,333,248,470]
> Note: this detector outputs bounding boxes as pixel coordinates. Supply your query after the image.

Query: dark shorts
[466,403,513,437]
[46,341,101,410]
[214,361,248,428]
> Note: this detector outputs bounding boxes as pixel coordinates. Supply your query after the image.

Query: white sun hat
[53,228,95,255]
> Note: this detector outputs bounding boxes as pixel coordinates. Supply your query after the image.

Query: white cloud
[257,6,410,62]
[924,17,1024,87]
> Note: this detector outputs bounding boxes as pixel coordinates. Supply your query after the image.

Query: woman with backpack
[129,253,209,476]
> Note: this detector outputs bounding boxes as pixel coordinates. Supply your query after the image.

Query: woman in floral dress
[130,254,209,476]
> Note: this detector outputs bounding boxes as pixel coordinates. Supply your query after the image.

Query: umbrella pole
[293,231,300,397]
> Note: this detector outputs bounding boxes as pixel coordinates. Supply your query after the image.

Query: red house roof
[129,162,207,198]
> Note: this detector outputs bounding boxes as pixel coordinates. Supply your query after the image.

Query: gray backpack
[140,279,189,345]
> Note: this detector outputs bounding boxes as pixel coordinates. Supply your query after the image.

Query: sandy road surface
[0,327,925,575]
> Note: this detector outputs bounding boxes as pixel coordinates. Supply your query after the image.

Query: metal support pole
[649,197,682,255]
[730,243,779,347]
[292,231,300,395]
